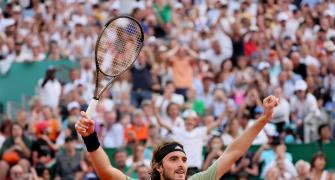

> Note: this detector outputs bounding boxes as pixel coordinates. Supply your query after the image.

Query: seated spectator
[113,149,130,174]
[78,151,99,180]
[295,160,311,180]
[202,136,225,171]
[271,87,290,135]
[309,152,334,180]
[135,164,150,180]
[230,151,259,179]
[31,128,59,167]
[55,136,82,180]
[0,119,12,149]
[263,153,298,180]
[290,79,320,142]
[253,136,293,178]
[9,164,26,180]
[126,143,151,169]
[34,162,51,180]
[221,119,242,146]
[316,123,333,147]
[0,123,32,179]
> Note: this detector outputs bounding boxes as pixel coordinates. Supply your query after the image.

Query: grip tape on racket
[86,99,99,119]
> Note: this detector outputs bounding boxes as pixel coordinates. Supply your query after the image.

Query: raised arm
[214,95,278,180]
[152,101,173,132]
[75,112,126,180]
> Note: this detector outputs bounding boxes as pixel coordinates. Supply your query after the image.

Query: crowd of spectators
[1,0,335,179]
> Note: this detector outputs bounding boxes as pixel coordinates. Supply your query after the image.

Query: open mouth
[175,169,185,174]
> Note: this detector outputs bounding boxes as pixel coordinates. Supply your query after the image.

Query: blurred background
[0,0,334,179]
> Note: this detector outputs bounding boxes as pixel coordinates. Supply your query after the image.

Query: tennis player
[75,95,279,180]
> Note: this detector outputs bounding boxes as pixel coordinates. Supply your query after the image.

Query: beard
[161,169,186,180]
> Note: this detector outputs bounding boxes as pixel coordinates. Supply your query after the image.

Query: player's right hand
[75,111,95,137]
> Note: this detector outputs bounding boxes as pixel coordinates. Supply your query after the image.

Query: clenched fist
[75,111,95,137]
[262,95,279,119]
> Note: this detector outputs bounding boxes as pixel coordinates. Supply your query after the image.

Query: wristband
[82,131,100,152]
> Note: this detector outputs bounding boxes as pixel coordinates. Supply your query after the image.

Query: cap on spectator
[258,62,270,71]
[111,1,120,11]
[133,109,144,116]
[182,109,198,119]
[324,41,335,52]
[67,101,80,111]
[147,36,157,44]
[13,5,21,13]
[219,0,228,6]
[277,12,289,21]
[249,25,259,32]
[174,2,184,9]
[294,80,307,91]
[324,9,335,18]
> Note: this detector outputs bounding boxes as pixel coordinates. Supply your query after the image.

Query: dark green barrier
[0,60,79,113]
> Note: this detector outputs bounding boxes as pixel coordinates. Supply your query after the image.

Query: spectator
[124,110,149,144]
[36,67,61,110]
[290,79,320,142]
[295,160,311,180]
[230,151,259,179]
[155,109,223,172]
[316,124,333,146]
[130,50,153,108]
[0,123,32,179]
[253,136,293,178]
[113,148,130,174]
[263,152,298,180]
[55,136,82,180]
[135,164,150,180]
[221,119,241,146]
[271,87,290,134]
[309,152,334,180]
[126,143,151,177]
[100,110,124,148]
[202,136,224,171]
[167,44,196,98]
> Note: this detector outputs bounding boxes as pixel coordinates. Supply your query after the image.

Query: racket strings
[96,18,142,77]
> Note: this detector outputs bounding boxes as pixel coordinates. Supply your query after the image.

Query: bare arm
[214,95,278,180]
[88,147,126,180]
[152,100,173,131]
[75,112,127,180]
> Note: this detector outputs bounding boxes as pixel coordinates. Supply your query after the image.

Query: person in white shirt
[36,67,61,110]
[154,109,223,171]
[271,87,290,134]
[100,110,124,148]
[290,79,320,142]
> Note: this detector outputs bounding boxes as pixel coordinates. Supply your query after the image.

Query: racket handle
[86,99,98,119]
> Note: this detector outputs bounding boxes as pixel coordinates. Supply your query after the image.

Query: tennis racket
[86,16,144,118]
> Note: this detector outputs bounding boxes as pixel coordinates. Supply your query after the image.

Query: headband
[155,142,186,163]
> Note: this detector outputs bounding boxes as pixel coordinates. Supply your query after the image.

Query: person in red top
[124,110,149,144]
[244,28,259,57]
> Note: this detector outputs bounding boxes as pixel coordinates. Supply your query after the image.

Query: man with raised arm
[75,95,279,180]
